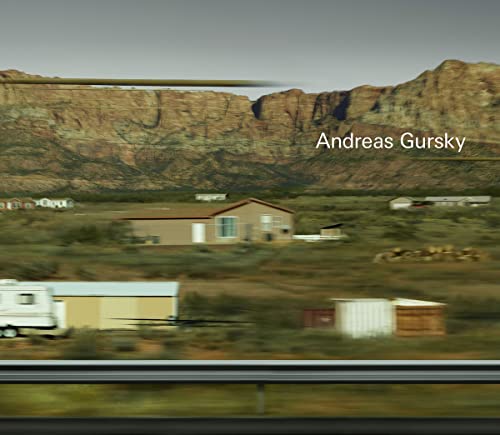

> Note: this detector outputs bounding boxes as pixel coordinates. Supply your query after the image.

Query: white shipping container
[333,299,394,338]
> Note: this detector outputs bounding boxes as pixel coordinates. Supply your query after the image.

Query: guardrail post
[257,383,265,415]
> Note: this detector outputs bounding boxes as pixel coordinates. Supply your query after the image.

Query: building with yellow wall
[20,281,179,330]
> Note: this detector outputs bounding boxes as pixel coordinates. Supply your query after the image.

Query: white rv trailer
[0,279,61,338]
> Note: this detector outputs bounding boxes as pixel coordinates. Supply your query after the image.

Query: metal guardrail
[1,360,500,384]
[2,360,500,433]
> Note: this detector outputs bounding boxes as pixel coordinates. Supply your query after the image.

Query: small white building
[35,197,75,209]
[195,193,228,202]
[389,197,415,210]
[332,298,394,339]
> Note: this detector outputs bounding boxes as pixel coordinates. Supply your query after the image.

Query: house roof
[121,198,294,220]
[17,281,179,297]
[0,197,35,202]
[321,223,343,229]
[330,297,445,306]
[330,298,390,302]
[392,298,445,307]
[211,198,294,215]
[195,193,228,196]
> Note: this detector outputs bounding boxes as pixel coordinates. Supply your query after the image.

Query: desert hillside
[0,60,498,193]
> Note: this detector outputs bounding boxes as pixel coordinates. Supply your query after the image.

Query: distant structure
[389,197,415,210]
[0,197,36,211]
[320,223,344,238]
[424,196,491,207]
[195,193,228,202]
[293,223,346,242]
[390,195,491,210]
[35,197,75,209]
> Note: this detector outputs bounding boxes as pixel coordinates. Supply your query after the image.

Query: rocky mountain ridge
[0,59,498,193]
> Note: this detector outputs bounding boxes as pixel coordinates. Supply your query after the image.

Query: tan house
[122,198,294,246]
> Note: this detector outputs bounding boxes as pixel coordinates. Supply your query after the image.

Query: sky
[1,0,499,99]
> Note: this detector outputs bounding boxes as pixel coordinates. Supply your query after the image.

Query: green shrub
[111,337,137,352]
[182,292,211,317]
[211,293,247,317]
[75,266,97,281]
[225,329,246,342]
[137,324,159,340]
[12,261,59,280]
[62,329,106,360]
[28,334,46,346]
[57,221,131,246]
[382,221,418,240]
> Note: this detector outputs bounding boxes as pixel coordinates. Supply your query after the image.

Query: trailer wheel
[2,327,18,338]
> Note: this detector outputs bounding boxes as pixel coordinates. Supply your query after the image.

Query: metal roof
[330,298,388,302]
[321,223,343,229]
[17,281,179,297]
[389,197,415,202]
[392,298,445,307]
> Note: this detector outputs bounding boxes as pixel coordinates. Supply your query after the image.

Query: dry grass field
[0,194,500,360]
[2,194,500,416]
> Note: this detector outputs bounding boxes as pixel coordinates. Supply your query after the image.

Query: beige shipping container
[20,281,179,330]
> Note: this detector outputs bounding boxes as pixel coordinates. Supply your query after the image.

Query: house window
[216,216,237,238]
[260,215,273,231]
[273,216,282,228]
[17,293,35,305]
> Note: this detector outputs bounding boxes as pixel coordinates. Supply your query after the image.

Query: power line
[0,77,278,88]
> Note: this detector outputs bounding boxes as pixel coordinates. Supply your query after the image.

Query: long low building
[19,281,179,330]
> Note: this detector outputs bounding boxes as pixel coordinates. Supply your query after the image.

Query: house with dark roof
[121,198,294,245]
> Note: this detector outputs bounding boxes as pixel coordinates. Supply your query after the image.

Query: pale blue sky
[1,0,498,98]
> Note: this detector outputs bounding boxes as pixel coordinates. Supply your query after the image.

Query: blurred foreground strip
[1,417,500,435]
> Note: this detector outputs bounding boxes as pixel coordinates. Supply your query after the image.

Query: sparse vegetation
[1,196,500,361]
[61,329,107,360]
